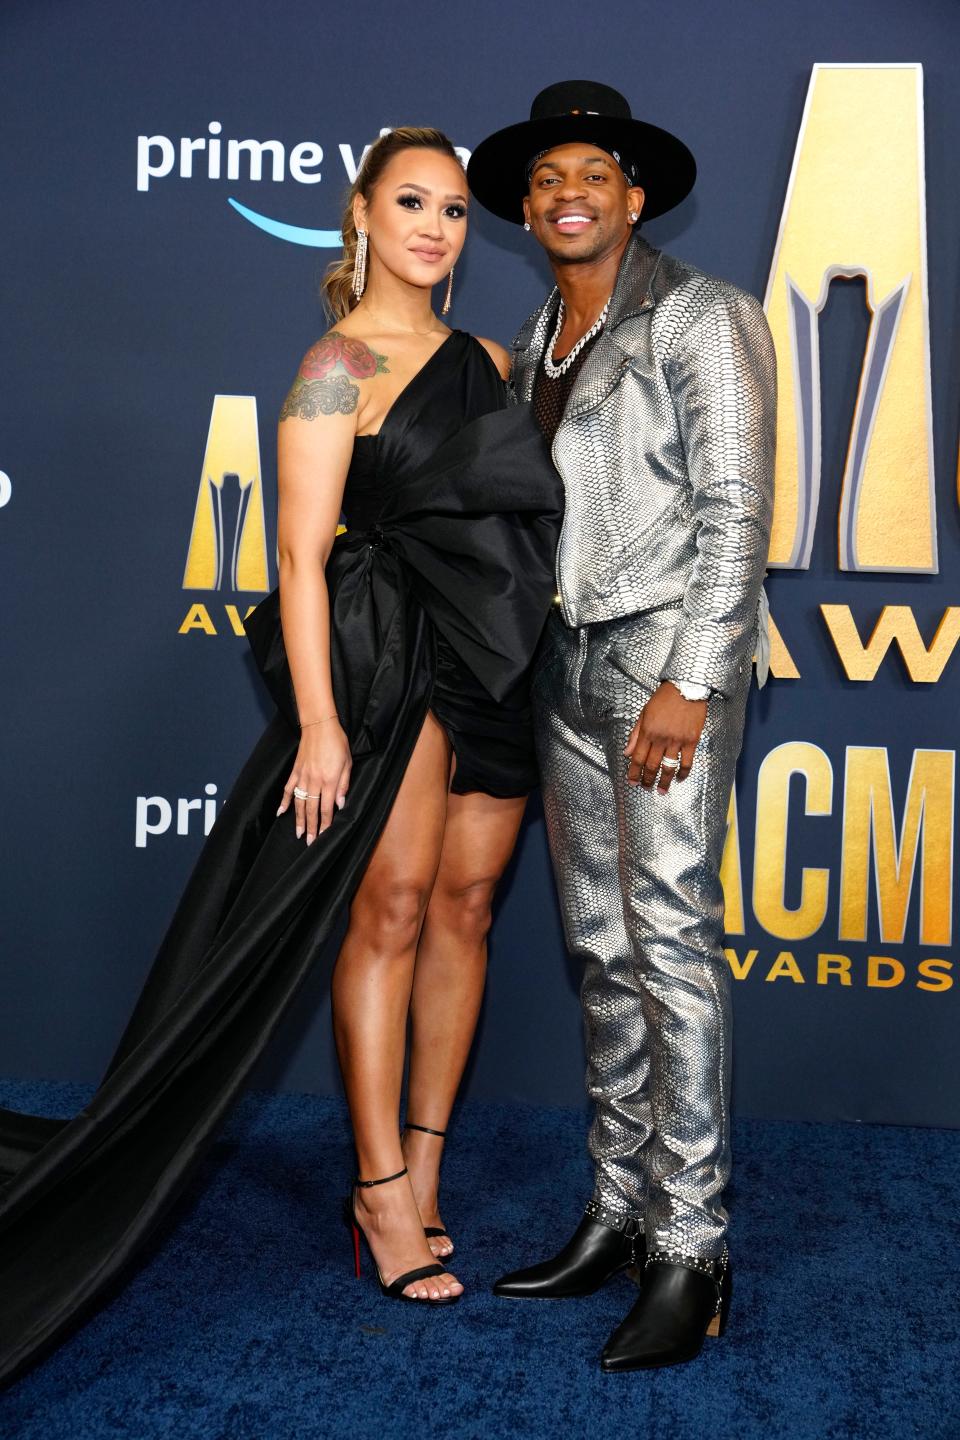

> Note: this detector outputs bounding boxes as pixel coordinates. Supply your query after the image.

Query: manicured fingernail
[318,825,328,835]
[306,834,315,845]
[276,806,284,817]
[336,796,345,810]
[296,826,303,838]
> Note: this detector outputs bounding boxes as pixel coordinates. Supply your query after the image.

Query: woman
[0,127,562,1380]
[273,127,559,1303]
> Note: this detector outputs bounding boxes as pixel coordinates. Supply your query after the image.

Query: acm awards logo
[177,395,269,638]
[717,63,954,999]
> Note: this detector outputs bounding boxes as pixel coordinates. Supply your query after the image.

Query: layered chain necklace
[543,297,611,379]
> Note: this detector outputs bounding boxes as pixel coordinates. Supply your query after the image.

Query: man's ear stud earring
[628,211,639,223]
[523,221,531,231]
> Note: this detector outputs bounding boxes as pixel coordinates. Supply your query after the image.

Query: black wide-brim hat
[467,80,696,225]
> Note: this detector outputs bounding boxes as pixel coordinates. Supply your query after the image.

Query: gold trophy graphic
[182,394,269,592]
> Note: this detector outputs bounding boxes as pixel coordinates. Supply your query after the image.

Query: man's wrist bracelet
[300,714,339,729]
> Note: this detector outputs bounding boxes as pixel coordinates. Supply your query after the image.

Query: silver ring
[293,787,320,800]
[660,756,681,771]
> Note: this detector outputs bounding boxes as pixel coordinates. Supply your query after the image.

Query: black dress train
[0,332,563,1385]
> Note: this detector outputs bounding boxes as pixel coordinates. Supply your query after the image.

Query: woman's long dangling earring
[352,228,368,300]
[442,265,454,316]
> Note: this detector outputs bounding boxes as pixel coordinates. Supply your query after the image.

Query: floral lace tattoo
[280,333,389,420]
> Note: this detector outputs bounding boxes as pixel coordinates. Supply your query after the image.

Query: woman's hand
[624,682,708,795]
[278,720,352,844]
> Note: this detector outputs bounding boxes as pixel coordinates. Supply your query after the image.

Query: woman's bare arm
[275,335,382,843]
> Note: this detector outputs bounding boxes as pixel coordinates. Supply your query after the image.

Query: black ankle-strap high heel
[345,1165,459,1304]
[402,1123,451,1246]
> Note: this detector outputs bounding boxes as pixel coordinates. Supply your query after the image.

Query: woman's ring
[660,756,681,771]
[293,787,320,800]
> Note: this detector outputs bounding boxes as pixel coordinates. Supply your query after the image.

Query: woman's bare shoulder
[473,335,512,380]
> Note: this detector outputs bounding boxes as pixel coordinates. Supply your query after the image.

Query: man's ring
[293,787,320,800]
[660,756,681,771]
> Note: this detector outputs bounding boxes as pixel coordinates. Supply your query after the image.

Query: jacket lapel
[563,233,661,421]
[511,290,558,404]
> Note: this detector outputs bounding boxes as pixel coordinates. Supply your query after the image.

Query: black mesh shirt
[531,329,601,446]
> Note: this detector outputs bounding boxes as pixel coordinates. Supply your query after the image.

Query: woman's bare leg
[403,788,527,1255]
[332,712,462,1299]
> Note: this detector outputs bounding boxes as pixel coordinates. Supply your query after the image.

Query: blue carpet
[0,1080,957,1440]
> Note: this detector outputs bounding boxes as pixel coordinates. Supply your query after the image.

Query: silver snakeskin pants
[533,606,753,1259]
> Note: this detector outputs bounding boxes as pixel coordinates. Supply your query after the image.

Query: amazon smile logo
[136,122,470,247]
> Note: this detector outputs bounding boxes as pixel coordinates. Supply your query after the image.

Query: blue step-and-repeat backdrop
[2,0,958,1127]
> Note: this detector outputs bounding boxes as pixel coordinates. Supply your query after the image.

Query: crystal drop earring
[352,228,368,300]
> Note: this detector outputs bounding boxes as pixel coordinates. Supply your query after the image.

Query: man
[467,82,775,1371]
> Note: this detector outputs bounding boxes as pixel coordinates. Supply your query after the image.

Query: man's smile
[550,212,597,233]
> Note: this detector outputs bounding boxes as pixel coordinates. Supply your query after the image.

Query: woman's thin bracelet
[300,714,339,729]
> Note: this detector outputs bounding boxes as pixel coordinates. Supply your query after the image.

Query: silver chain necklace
[543,297,610,379]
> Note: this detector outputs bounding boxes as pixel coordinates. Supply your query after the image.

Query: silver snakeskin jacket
[512,232,777,697]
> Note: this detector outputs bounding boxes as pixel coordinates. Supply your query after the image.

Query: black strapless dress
[0,332,563,1386]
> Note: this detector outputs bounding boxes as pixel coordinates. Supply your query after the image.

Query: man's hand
[624,682,708,793]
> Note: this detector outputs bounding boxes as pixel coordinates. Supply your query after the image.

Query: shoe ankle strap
[645,1245,728,1277]
[403,1122,447,1139]
[356,1166,408,1189]
[584,1199,643,1238]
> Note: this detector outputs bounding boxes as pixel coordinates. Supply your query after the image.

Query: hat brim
[466,114,696,224]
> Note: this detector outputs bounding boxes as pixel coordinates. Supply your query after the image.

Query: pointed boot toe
[600,1250,731,1372]
[494,1214,643,1299]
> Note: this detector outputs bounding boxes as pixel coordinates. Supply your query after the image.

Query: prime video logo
[135,784,220,848]
[136,123,471,247]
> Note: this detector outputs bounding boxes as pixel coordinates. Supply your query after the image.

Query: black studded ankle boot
[600,1247,731,1371]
